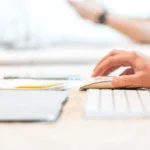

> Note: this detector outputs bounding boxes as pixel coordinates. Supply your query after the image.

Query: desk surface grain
[0,90,150,150]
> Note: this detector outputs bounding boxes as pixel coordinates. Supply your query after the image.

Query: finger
[92,52,136,77]
[120,68,135,76]
[112,73,142,88]
[101,66,120,76]
[93,50,125,72]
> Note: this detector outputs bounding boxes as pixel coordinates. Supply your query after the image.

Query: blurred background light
[0,0,149,49]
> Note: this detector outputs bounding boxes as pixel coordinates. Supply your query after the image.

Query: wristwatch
[98,10,108,24]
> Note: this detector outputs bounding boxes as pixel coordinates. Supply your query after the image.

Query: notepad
[0,79,66,89]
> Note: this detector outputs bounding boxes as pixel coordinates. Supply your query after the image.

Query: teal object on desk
[68,75,81,80]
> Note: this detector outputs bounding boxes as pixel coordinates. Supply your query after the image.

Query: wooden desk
[0,44,150,150]
[0,89,150,150]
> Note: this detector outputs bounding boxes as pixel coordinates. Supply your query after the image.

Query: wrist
[98,9,108,24]
[105,14,114,26]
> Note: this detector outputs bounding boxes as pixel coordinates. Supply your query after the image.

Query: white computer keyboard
[84,89,150,118]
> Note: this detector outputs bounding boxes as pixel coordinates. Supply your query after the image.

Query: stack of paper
[0,79,67,90]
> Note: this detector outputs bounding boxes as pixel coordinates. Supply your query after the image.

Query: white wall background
[0,0,149,48]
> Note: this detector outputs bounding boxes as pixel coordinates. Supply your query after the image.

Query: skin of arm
[69,0,150,43]
[106,15,150,43]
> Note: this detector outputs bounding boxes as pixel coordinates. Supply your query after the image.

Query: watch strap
[98,10,107,24]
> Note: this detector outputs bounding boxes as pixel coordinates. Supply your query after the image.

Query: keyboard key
[138,90,150,113]
[124,90,143,112]
[100,90,114,113]
[85,89,100,113]
[113,90,129,113]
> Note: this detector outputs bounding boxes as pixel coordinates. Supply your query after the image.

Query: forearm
[106,15,150,43]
